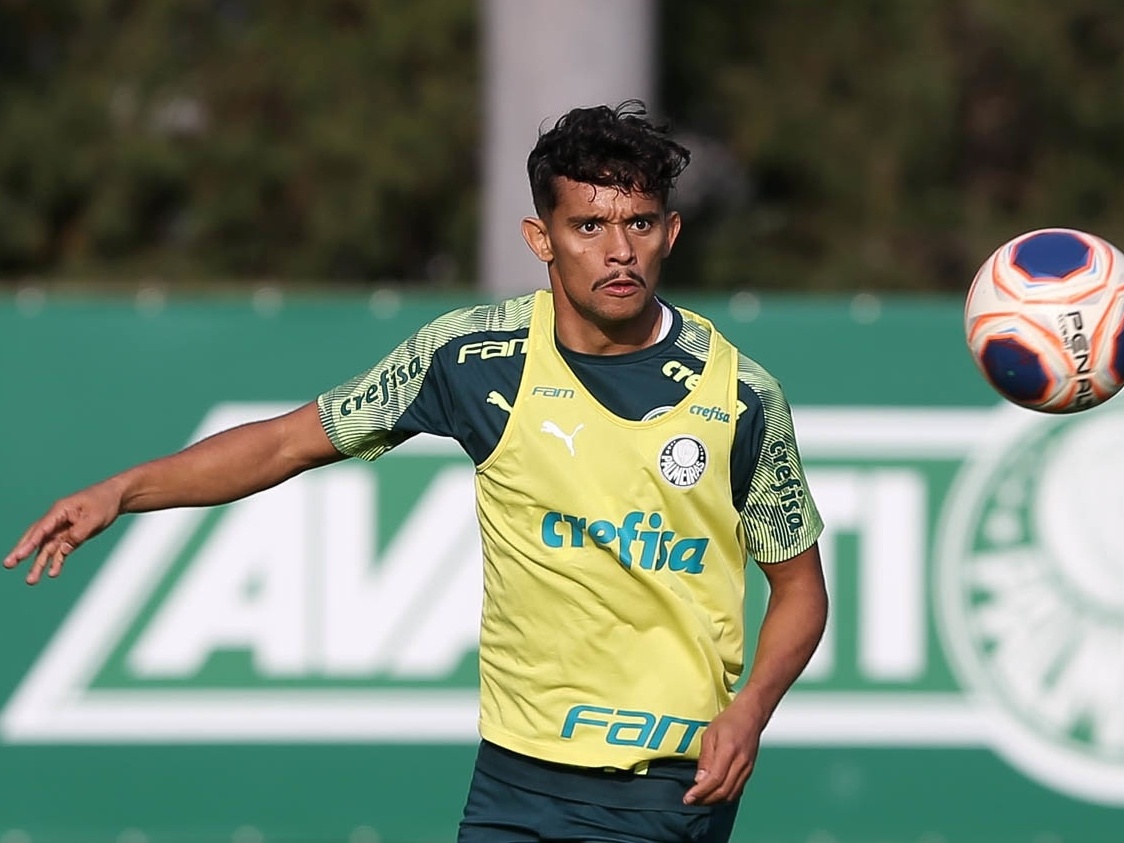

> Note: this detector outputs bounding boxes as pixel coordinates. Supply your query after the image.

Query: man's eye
[633,219,652,231]
[579,222,599,233]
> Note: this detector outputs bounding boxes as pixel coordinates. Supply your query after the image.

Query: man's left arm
[683,542,827,805]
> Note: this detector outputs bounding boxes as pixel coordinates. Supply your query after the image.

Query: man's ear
[663,210,682,257]
[521,216,553,263]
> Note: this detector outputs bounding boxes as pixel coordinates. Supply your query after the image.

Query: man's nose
[606,226,636,263]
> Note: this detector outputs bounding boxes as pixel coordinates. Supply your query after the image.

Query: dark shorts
[457,741,740,843]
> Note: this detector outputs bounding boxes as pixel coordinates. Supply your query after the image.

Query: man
[4,101,827,843]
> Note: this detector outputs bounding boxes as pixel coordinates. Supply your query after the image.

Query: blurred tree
[0,0,478,287]
[4,1,1124,292]
[660,0,1124,293]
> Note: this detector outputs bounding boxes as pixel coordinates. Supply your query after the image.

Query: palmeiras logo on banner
[935,399,1124,805]
[2,401,1123,806]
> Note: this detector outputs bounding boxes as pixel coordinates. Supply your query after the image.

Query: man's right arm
[4,401,343,585]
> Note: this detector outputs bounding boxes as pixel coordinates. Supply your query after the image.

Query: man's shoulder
[672,307,778,379]
[733,349,783,395]
[412,294,536,374]
[382,293,535,372]
[425,292,537,338]
[666,305,787,420]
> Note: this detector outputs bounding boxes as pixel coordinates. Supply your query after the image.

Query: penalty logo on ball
[658,435,707,487]
[963,227,1124,414]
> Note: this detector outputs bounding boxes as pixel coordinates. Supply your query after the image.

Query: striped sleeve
[317,294,536,461]
[736,355,824,563]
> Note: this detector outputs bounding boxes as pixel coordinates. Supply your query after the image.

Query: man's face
[522,177,681,342]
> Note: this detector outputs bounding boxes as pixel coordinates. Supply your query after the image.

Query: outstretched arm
[4,401,343,584]
[684,541,828,805]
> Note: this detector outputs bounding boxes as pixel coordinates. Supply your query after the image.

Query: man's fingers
[26,546,51,585]
[683,769,715,805]
[685,761,748,805]
[26,537,74,585]
[684,738,752,805]
[684,745,725,804]
[48,541,75,578]
[4,529,44,568]
[711,757,750,803]
[4,506,90,583]
[4,509,71,569]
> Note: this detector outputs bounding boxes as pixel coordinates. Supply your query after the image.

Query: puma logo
[541,420,584,456]
[486,391,514,414]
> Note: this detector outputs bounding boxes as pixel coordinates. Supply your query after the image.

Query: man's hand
[4,402,344,587]
[684,543,828,806]
[3,481,123,585]
[682,696,764,805]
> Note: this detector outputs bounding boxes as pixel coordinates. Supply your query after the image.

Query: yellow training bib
[474,291,748,769]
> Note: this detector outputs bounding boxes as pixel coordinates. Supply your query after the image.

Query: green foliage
[0,0,478,286]
[4,1,1124,291]
[661,0,1124,292]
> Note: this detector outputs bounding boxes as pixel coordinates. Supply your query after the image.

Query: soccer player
[4,100,827,843]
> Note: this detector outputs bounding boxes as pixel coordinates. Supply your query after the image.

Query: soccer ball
[964,227,1124,413]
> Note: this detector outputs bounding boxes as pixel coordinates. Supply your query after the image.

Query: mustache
[593,270,647,289]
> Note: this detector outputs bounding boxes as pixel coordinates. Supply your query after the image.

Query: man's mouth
[596,273,645,294]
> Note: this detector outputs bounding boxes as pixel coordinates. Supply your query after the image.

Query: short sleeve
[735,357,823,563]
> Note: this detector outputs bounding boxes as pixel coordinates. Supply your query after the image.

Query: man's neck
[553,299,668,355]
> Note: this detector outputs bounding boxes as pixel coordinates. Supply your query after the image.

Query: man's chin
[591,292,655,324]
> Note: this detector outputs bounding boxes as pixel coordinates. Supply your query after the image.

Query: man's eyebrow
[566,212,661,225]
[566,213,608,226]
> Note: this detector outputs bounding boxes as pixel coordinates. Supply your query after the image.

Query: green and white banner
[1,296,1119,843]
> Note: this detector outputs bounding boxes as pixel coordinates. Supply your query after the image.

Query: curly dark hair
[526,99,691,216]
